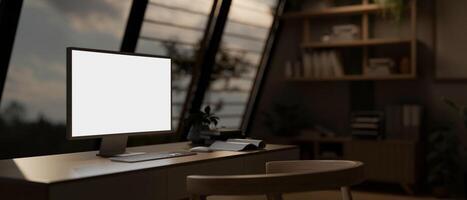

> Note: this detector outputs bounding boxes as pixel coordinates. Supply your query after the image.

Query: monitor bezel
[66,47,173,140]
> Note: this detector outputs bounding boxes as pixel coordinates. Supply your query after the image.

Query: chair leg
[266,193,283,200]
[190,194,207,200]
[340,187,352,200]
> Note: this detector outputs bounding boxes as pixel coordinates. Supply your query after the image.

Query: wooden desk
[0,142,299,200]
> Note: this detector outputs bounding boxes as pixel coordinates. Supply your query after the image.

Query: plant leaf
[204,106,211,115]
[443,97,462,112]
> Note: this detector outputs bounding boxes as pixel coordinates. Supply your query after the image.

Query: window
[0,0,280,158]
[136,0,214,129]
[202,0,278,128]
[0,0,132,158]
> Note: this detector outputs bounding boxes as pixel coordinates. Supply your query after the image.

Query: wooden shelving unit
[283,0,417,81]
[301,38,411,48]
[288,74,415,81]
[282,4,384,19]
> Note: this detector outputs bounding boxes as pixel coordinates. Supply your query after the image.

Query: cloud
[2,62,66,122]
[44,0,131,37]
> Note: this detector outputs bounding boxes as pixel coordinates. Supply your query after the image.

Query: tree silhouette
[163,39,253,91]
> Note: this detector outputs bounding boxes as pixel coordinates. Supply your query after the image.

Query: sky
[1,0,276,127]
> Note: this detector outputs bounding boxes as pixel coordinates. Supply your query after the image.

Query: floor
[212,190,438,200]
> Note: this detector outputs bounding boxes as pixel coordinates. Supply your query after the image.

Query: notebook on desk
[209,139,265,151]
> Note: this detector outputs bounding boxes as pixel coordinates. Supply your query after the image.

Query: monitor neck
[97,135,128,157]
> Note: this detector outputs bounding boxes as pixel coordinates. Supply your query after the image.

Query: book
[330,51,344,77]
[312,53,321,78]
[402,105,411,139]
[285,61,293,78]
[302,52,313,77]
[354,117,380,123]
[351,123,379,129]
[350,111,384,139]
[209,139,265,151]
[385,104,421,141]
[408,104,422,141]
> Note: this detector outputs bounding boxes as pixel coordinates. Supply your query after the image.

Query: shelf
[286,74,416,81]
[282,4,384,19]
[301,38,412,49]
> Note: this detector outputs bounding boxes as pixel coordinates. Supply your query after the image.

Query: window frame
[0,0,286,147]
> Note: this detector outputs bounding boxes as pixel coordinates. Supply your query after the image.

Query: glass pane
[0,0,132,158]
[203,0,278,129]
[137,0,214,129]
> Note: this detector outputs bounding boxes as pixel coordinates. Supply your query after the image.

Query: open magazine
[209,139,265,151]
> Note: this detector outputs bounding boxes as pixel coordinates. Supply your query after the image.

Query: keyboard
[110,151,197,163]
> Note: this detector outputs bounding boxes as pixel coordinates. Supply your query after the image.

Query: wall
[251,0,467,145]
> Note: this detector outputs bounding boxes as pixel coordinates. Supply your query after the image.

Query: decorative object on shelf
[330,24,361,42]
[321,35,332,42]
[399,57,410,74]
[373,0,405,23]
[350,111,384,139]
[186,106,219,145]
[367,58,395,75]
[426,127,460,198]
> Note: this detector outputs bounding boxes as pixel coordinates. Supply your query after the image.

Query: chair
[186,160,364,200]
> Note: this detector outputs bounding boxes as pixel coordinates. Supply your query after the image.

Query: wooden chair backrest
[186,160,364,196]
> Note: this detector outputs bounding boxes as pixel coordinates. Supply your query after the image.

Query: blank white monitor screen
[70,49,171,138]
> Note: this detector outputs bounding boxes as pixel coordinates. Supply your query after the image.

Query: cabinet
[296,136,420,194]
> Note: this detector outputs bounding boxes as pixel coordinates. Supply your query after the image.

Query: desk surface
[0,142,296,184]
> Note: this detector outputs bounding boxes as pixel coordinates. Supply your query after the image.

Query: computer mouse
[189,146,213,153]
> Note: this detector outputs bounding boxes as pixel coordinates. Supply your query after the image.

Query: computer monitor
[67,47,172,157]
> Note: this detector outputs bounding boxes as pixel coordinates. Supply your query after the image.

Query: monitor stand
[97,135,144,157]
[97,135,196,162]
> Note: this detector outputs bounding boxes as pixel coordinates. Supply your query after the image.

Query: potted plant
[444,98,467,197]
[426,127,460,198]
[373,0,405,23]
[186,106,219,145]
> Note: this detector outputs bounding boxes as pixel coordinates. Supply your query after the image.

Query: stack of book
[302,50,344,78]
[350,111,384,139]
[367,58,396,76]
[330,24,360,41]
[385,104,422,141]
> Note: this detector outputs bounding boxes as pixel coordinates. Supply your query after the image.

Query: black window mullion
[243,0,287,135]
[177,0,232,141]
[120,0,149,53]
[0,0,23,102]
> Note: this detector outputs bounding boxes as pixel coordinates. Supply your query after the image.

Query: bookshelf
[282,0,417,81]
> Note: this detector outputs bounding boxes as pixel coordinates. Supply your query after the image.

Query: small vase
[187,124,208,146]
